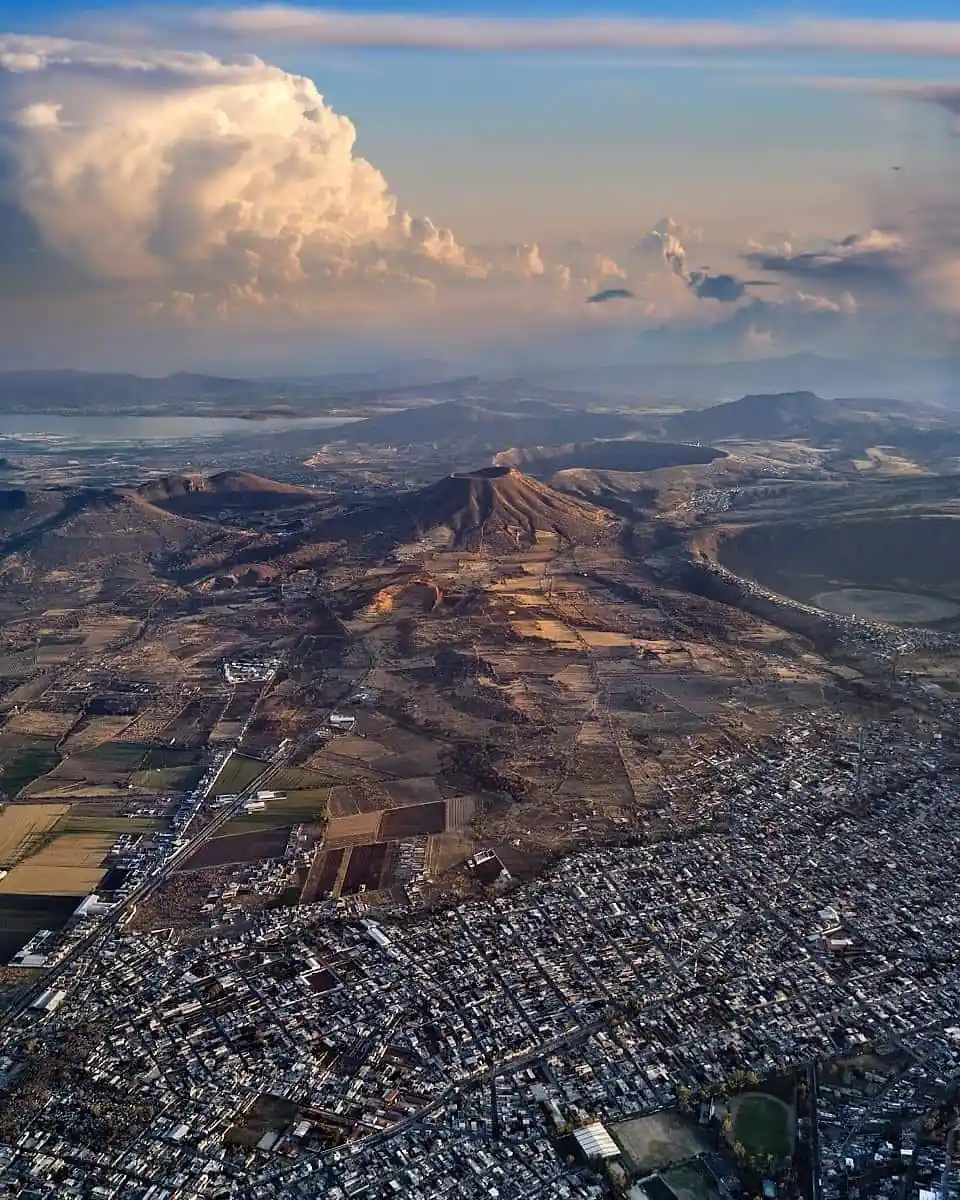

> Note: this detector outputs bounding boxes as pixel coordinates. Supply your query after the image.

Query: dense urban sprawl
[3,715,960,1198]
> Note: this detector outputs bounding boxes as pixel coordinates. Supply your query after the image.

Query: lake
[0,412,360,448]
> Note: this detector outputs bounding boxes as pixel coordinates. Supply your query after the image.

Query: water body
[0,412,359,449]
[811,587,960,625]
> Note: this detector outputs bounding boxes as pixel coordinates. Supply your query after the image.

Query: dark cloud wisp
[586,287,635,303]
[687,270,773,302]
[743,231,909,289]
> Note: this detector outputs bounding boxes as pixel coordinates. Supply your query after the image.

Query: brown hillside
[312,466,616,552]
[0,486,243,585]
[136,471,324,513]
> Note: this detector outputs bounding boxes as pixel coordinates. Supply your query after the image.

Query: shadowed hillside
[137,471,326,513]
[0,485,248,585]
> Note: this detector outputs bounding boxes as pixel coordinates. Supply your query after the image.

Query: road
[0,743,297,1026]
[1,605,373,1029]
[808,1063,823,1200]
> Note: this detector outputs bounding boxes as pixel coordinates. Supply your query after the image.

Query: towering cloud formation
[0,35,550,320]
[643,217,757,303]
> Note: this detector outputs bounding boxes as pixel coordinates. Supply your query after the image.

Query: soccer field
[731,1094,793,1159]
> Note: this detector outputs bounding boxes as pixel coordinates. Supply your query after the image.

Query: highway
[0,743,297,1027]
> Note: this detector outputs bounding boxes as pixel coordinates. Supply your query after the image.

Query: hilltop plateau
[496,440,725,476]
[137,471,327,514]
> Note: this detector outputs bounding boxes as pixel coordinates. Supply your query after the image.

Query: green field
[272,765,332,792]
[56,814,165,835]
[211,754,270,797]
[215,786,331,837]
[140,746,203,771]
[0,740,61,797]
[662,1163,716,1200]
[84,741,151,768]
[731,1095,792,1160]
[129,765,204,793]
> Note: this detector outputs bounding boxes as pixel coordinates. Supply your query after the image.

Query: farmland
[380,801,446,839]
[0,804,70,868]
[0,740,61,797]
[271,765,331,791]
[0,894,79,961]
[55,814,164,835]
[22,740,151,797]
[0,800,166,957]
[129,745,206,792]
[129,764,204,793]
[0,832,113,895]
[186,827,290,870]
[211,754,270,797]
[216,790,329,837]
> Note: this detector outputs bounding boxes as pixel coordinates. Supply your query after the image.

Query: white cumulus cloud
[0,34,555,321]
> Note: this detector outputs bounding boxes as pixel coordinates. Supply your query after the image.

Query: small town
[2,713,960,1200]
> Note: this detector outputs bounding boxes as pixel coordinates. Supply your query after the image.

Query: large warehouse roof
[574,1121,619,1160]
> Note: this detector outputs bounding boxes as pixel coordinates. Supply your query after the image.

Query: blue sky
[0,1,957,369]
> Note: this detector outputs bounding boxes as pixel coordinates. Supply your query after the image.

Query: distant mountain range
[0,354,954,415]
[335,398,642,449]
[508,354,960,405]
[659,390,960,444]
[0,370,272,408]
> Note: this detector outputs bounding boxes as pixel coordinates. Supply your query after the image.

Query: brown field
[310,734,385,765]
[325,811,382,844]
[80,617,140,651]
[3,711,78,739]
[382,777,444,806]
[511,618,581,650]
[36,637,83,665]
[368,753,443,779]
[0,832,113,895]
[578,630,636,648]
[310,847,345,898]
[113,708,181,742]
[446,795,477,827]
[551,663,595,692]
[325,785,363,818]
[0,804,71,867]
[182,827,289,870]
[425,829,474,875]
[1,679,50,709]
[341,843,388,894]
[380,801,446,839]
[63,717,135,752]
